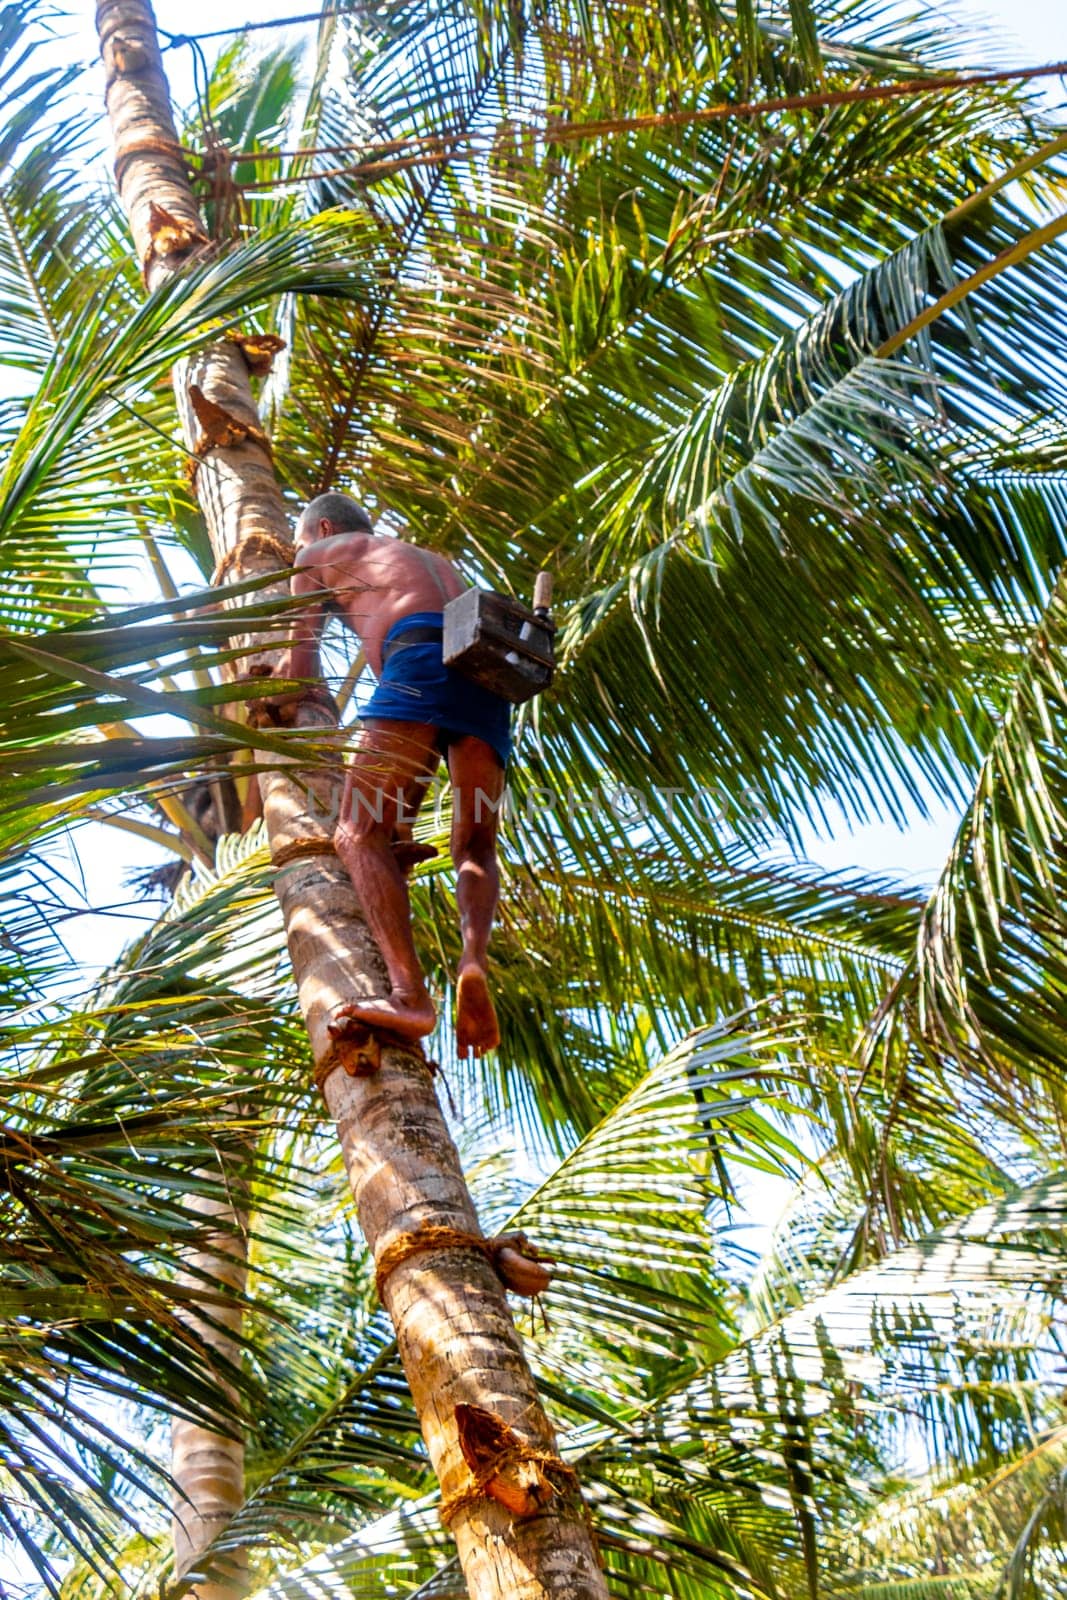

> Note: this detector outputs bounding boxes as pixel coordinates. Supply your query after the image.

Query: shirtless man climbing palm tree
[273,493,509,1056]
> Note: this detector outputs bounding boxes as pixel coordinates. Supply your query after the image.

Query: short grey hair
[298,492,373,537]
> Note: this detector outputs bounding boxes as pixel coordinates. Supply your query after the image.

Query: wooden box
[442,588,555,704]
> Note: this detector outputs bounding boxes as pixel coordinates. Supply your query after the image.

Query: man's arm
[278,548,331,684]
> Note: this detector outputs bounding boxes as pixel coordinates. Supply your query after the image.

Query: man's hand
[263,650,301,702]
[243,656,302,710]
[247,659,310,729]
[244,531,336,727]
[243,660,339,729]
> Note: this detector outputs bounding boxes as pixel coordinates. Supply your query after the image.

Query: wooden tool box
[442,576,555,704]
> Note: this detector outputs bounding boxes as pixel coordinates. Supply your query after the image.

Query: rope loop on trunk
[271,836,337,868]
[113,136,191,181]
[375,1225,495,1298]
[210,532,294,586]
[374,1225,553,1301]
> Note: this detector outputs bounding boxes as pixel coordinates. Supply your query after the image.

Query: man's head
[296,492,373,550]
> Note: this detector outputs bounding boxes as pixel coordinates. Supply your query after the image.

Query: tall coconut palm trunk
[94,4,607,1596]
[171,1200,250,1600]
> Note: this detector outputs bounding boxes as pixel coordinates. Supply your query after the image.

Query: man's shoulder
[389,539,459,575]
[300,529,370,569]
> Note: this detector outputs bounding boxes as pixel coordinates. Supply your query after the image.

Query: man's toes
[328,1003,373,1041]
[456,968,500,1056]
[333,994,437,1043]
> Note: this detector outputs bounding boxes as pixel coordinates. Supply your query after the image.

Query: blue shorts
[362,611,512,768]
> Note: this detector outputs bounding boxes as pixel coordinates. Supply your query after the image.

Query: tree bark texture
[96,4,608,1595]
[171,1200,249,1600]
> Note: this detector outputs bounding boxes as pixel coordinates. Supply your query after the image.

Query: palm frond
[0,210,373,626]
[829,1425,1067,1599]
[866,556,1067,1103]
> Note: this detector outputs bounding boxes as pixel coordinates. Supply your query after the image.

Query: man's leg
[447,735,505,1057]
[332,720,440,1041]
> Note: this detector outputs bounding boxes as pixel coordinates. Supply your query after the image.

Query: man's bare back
[292,530,465,675]
[273,492,507,1056]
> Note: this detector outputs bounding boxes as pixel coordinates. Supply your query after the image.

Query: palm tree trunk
[171,1198,249,1600]
[95,4,608,1595]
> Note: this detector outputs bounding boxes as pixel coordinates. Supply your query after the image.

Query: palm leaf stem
[334,647,365,716]
[311,20,519,494]
[943,129,1067,224]
[538,867,907,973]
[229,64,1067,171]
[6,637,324,766]
[878,209,1067,358]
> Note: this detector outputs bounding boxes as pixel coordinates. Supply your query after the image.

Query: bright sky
[957,0,1065,60]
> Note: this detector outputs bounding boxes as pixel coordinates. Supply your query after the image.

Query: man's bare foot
[456,964,500,1057]
[330,993,436,1042]
[391,840,439,876]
